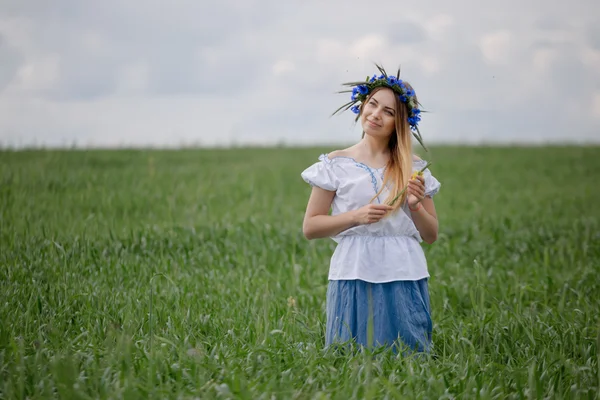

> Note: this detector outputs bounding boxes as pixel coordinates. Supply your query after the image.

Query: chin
[362,126,391,139]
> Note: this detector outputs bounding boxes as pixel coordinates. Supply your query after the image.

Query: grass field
[1,146,599,399]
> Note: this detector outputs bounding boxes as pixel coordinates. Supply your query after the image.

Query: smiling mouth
[367,120,380,128]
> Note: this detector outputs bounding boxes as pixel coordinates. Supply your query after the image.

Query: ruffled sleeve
[414,160,441,197]
[301,154,339,191]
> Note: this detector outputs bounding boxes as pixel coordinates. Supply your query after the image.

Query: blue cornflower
[405,89,415,97]
[399,95,408,103]
[369,74,377,82]
[412,108,421,114]
[387,76,397,85]
[357,85,369,95]
[351,105,360,114]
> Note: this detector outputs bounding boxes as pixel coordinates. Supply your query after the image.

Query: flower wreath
[332,64,426,150]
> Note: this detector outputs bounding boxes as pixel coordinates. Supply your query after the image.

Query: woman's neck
[359,135,390,158]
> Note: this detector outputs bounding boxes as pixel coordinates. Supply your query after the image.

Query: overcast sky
[1,0,599,148]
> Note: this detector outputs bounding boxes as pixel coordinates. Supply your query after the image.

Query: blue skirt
[326,279,432,353]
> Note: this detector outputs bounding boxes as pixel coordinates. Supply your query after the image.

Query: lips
[367,120,380,128]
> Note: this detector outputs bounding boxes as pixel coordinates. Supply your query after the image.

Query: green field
[1,146,599,399]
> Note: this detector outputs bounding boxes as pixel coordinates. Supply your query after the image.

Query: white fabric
[301,153,441,283]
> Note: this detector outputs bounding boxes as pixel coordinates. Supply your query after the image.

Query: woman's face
[360,88,397,139]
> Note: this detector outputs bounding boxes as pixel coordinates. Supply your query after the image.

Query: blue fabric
[326,279,432,353]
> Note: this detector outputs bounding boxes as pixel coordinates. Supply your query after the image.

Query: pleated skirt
[325,278,432,353]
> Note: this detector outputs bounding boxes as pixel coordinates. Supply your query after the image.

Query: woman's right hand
[352,203,394,226]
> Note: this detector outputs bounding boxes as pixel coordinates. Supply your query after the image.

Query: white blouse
[301,154,441,283]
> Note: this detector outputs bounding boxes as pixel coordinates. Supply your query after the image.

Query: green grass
[1,146,599,399]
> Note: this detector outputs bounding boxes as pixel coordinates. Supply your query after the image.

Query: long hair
[358,85,416,210]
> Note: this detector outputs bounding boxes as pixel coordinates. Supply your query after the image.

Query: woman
[301,67,441,353]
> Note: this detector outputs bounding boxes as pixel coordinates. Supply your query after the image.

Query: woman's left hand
[407,175,426,208]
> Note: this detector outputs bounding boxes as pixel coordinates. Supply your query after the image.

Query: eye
[386,110,394,116]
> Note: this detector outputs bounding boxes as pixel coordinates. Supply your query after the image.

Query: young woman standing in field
[301,66,441,353]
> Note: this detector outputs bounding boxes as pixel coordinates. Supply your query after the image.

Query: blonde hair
[359,85,417,210]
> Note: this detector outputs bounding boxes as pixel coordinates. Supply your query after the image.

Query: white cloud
[423,14,455,40]
[272,60,296,76]
[0,16,34,53]
[351,34,387,59]
[0,0,599,148]
[592,92,600,119]
[10,54,60,95]
[116,62,150,95]
[79,30,111,55]
[581,46,600,70]
[479,31,512,65]
[316,39,345,64]
[531,47,557,73]
[419,56,440,76]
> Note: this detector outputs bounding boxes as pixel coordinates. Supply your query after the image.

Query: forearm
[303,211,358,240]
[410,205,438,244]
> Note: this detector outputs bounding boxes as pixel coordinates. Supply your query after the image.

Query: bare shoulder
[327,146,357,160]
[327,148,352,160]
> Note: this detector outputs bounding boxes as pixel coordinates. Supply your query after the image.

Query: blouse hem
[327,273,430,284]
